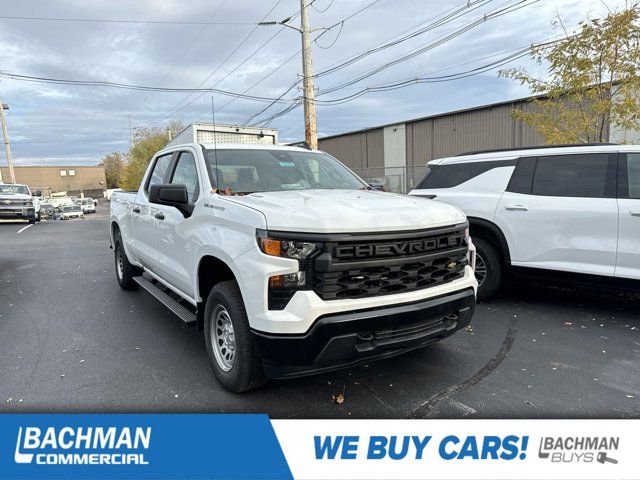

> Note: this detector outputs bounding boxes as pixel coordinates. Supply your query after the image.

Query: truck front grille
[312,225,468,301]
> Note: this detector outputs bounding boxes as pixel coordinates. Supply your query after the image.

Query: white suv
[409,144,640,300]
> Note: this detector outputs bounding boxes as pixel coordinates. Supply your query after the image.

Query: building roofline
[315,82,620,142]
[1,165,104,169]
[315,92,549,142]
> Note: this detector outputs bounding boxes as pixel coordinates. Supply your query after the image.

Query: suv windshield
[0,184,29,195]
[203,149,366,193]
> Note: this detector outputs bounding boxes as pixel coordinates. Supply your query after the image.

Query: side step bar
[133,276,196,324]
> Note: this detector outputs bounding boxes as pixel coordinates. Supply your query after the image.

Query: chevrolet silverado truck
[0,183,40,223]
[109,143,477,392]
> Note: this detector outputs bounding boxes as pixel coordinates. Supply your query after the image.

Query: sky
[0,0,623,166]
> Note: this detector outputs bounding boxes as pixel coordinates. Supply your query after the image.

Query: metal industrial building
[315,94,636,193]
[0,165,107,198]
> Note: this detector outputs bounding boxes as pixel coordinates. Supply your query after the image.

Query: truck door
[131,152,175,275]
[151,149,201,295]
[615,152,640,279]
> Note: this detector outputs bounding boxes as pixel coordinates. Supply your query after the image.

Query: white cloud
[0,0,622,164]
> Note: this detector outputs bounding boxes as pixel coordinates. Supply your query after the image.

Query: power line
[313,0,493,79]
[12,138,130,144]
[244,0,491,124]
[242,0,386,124]
[0,14,255,25]
[152,0,229,91]
[0,70,294,103]
[319,0,538,95]
[251,30,560,126]
[311,0,334,14]
[146,0,287,125]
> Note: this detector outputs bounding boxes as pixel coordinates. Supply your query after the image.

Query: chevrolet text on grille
[334,236,460,260]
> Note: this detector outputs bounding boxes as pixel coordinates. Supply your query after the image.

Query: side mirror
[32,190,42,197]
[148,184,192,216]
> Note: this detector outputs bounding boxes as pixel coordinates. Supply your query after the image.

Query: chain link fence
[351,165,429,194]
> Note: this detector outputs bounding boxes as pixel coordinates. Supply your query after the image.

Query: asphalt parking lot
[0,204,639,418]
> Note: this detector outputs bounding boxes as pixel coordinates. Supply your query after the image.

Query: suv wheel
[473,237,502,301]
[204,281,266,393]
[114,233,142,290]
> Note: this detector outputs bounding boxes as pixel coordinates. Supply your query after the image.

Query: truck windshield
[0,185,29,195]
[203,149,366,193]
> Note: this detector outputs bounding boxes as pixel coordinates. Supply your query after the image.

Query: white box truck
[166,123,278,148]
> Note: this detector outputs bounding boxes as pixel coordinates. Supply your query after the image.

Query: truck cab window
[170,151,199,203]
[146,154,173,194]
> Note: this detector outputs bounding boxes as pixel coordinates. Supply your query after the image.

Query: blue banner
[0,414,292,479]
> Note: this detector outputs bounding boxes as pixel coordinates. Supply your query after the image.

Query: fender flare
[467,216,511,265]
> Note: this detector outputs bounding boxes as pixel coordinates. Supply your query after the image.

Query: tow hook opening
[356,332,375,352]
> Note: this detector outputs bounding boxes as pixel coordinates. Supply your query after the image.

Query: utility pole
[299,0,318,150]
[0,99,15,183]
[260,1,318,149]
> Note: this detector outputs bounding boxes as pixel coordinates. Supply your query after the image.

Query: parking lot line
[17,224,33,234]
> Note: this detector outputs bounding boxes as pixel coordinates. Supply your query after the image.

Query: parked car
[110,143,477,392]
[0,183,40,223]
[409,144,640,300]
[39,202,55,218]
[80,198,96,214]
[61,204,84,220]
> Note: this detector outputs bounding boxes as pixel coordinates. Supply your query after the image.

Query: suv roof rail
[455,143,619,157]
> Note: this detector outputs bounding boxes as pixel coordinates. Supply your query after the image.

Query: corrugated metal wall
[320,130,384,169]
[319,98,550,169]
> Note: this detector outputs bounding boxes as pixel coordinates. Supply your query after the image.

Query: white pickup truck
[110,143,477,392]
[0,183,40,223]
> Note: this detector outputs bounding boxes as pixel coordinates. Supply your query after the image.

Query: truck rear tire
[204,280,266,393]
[114,234,142,290]
[473,237,502,301]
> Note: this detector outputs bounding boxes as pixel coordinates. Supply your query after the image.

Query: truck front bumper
[252,287,475,379]
[0,207,36,220]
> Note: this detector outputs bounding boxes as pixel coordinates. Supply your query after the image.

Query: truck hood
[224,189,466,233]
[0,193,32,201]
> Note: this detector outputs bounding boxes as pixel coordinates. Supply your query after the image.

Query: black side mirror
[148,184,192,216]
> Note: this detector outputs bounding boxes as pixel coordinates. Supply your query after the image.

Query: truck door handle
[132,207,141,214]
[154,212,165,220]
[630,210,640,217]
[505,204,529,211]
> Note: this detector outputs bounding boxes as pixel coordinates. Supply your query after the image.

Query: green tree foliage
[120,122,183,190]
[98,152,125,189]
[501,5,640,143]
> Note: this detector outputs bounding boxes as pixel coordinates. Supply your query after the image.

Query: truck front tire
[114,234,142,290]
[204,280,266,393]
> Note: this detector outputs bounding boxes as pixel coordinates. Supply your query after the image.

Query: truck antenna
[211,95,220,191]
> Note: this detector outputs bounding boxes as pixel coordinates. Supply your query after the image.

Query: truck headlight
[256,230,319,260]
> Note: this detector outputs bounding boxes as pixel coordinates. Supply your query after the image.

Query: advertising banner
[0,415,637,479]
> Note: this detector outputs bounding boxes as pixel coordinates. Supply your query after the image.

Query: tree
[120,122,183,190]
[99,152,125,189]
[501,5,640,144]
